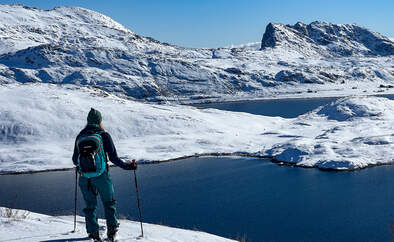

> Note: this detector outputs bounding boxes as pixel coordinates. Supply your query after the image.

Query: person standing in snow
[72,108,137,241]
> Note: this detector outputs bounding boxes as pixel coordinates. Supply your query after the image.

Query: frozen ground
[0,83,392,172]
[0,207,235,242]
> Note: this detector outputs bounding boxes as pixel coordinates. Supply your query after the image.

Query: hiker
[72,108,137,241]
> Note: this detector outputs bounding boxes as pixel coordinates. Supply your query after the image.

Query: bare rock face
[261,21,394,57]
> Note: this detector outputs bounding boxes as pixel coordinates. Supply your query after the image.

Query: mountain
[0,4,393,103]
[227,42,261,50]
[261,21,394,57]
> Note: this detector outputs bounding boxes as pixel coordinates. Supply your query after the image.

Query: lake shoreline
[179,90,394,106]
[1,151,393,176]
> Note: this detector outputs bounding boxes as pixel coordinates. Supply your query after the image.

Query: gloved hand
[124,160,137,170]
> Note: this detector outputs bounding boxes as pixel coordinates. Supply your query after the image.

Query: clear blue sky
[1,0,393,48]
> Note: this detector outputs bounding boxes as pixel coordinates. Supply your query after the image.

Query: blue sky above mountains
[1,0,393,48]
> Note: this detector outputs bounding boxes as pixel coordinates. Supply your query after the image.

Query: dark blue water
[192,94,394,118]
[0,157,393,242]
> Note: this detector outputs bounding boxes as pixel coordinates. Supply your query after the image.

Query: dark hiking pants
[79,170,119,233]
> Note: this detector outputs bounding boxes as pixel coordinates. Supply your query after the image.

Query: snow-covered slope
[261,21,394,57]
[0,207,235,241]
[267,96,394,169]
[227,42,261,50]
[0,5,176,54]
[0,83,285,172]
[0,4,393,103]
[0,83,392,172]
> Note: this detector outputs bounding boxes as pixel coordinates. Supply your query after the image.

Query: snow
[266,97,394,169]
[1,4,393,242]
[0,207,235,241]
[0,83,284,172]
[226,42,261,50]
[0,83,393,172]
[0,5,393,103]
[0,5,393,172]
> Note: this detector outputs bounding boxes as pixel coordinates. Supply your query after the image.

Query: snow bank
[0,207,235,241]
[0,84,393,172]
[316,97,390,121]
[266,96,394,169]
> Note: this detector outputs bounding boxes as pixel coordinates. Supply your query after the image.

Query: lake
[192,94,394,118]
[1,95,394,241]
[0,157,393,241]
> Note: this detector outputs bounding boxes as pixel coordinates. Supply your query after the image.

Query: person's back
[72,108,136,241]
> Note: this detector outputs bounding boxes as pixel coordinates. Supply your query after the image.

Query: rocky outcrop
[261,21,394,57]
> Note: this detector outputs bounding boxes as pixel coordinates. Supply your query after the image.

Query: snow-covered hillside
[0,4,393,103]
[0,83,285,172]
[267,97,394,169]
[261,21,394,57]
[0,83,392,172]
[0,207,235,242]
[0,4,393,171]
[227,42,261,50]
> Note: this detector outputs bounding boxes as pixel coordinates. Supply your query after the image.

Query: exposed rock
[261,21,394,57]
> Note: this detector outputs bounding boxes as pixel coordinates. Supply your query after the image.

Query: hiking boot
[88,231,101,241]
[107,225,119,241]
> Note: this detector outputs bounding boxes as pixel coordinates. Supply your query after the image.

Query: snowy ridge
[0,5,133,53]
[261,21,394,57]
[226,42,261,50]
[0,84,393,172]
[0,207,235,241]
[0,4,393,103]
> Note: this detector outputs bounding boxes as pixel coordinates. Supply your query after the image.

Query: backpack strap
[96,130,109,171]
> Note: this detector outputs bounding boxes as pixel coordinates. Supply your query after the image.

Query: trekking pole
[73,167,78,232]
[132,159,144,237]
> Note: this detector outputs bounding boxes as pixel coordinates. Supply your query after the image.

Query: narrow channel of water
[192,94,394,118]
[1,157,393,242]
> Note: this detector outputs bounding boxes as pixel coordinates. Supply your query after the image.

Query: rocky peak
[261,21,394,57]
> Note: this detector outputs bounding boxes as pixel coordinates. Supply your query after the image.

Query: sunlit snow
[0,84,392,172]
[0,207,235,242]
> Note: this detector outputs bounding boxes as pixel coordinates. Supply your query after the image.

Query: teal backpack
[77,131,107,178]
